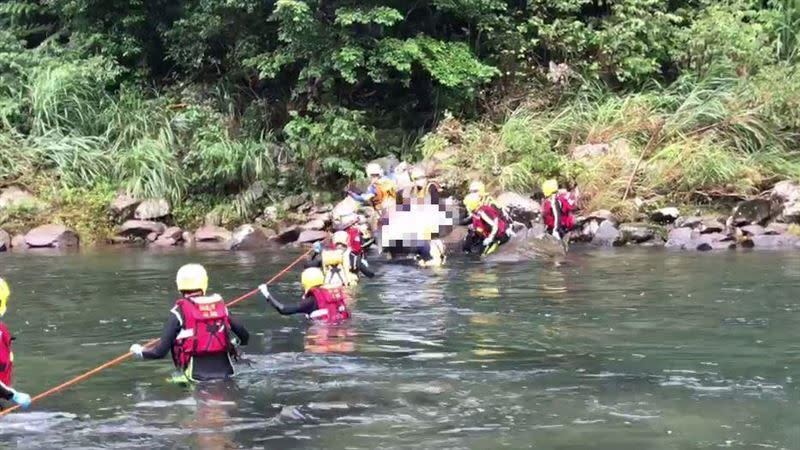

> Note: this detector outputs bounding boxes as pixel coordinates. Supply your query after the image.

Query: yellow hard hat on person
[469,180,486,195]
[332,230,349,247]
[463,192,481,213]
[301,267,325,292]
[176,264,208,293]
[0,278,10,317]
[542,179,559,197]
[366,163,383,177]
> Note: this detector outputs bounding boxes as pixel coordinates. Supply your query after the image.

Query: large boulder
[699,217,726,234]
[587,210,618,225]
[739,224,766,236]
[441,225,469,251]
[0,186,40,210]
[619,223,656,244]
[331,197,359,222]
[591,220,622,247]
[151,226,184,247]
[496,192,540,226]
[109,194,140,223]
[276,225,301,244]
[771,181,800,223]
[24,224,79,248]
[0,229,9,252]
[571,143,610,160]
[296,230,328,244]
[117,220,167,239]
[229,224,272,250]
[195,225,232,243]
[750,234,800,249]
[300,218,327,231]
[694,233,735,251]
[282,193,310,212]
[666,227,695,249]
[730,198,774,226]
[765,222,789,235]
[675,216,702,229]
[134,198,170,221]
[650,207,680,224]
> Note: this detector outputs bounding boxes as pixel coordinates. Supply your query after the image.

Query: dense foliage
[1,0,800,228]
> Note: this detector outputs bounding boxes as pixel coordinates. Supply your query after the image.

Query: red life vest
[307,287,350,323]
[0,321,12,387]
[346,227,362,255]
[541,193,576,230]
[171,296,232,370]
[471,204,508,239]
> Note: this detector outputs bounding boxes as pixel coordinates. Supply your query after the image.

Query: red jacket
[471,204,508,239]
[542,193,576,230]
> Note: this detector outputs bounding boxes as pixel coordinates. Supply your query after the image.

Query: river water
[1,248,799,449]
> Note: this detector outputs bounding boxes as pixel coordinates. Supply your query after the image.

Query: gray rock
[591,220,622,247]
[0,229,9,252]
[730,198,773,226]
[134,198,170,220]
[751,234,800,249]
[109,194,140,222]
[739,224,765,236]
[261,206,279,223]
[146,232,159,242]
[282,193,310,211]
[300,219,327,231]
[571,143,610,159]
[576,219,601,242]
[10,234,26,249]
[765,223,789,235]
[118,220,167,239]
[195,226,232,243]
[331,197,359,222]
[666,227,695,249]
[496,192,541,226]
[772,180,800,201]
[24,224,79,248]
[0,186,40,210]
[182,231,195,246]
[276,225,301,244]
[699,217,725,234]
[619,223,655,243]
[151,236,179,247]
[650,207,680,224]
[229,224,272,250]
[161,226,184,241]
[441,226,469,252]
[587,210,617,225]
[296,230,328,244]
[676,216,702,229]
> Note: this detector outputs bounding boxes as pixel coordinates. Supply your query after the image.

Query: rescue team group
[0,163,577,409]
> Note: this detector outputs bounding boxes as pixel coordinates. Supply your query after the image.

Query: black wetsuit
[142,314,249,381]
[264,293,318,316]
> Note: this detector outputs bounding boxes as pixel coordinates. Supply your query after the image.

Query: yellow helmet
[301,267,325,292]
[176,263,209,293]
[366,163,383,177]
[469,180,486,195]
[0,278,9,317]
[332,230,349,247]
[542,179,559,197]
[463,192,482,213]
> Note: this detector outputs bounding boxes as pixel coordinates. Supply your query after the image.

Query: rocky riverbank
[2,160,800,253]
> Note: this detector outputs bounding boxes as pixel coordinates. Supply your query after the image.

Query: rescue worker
[258,268,350,323]
[347,163,398,211]
[462,193,511,255]
[408,167,440,204]
[310,231,375,287]
[129,264,250,383]
[541,179,576,240]
[415,238,446,267]
[0,278,31,409]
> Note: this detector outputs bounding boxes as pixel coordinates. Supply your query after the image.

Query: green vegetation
[1,0,800,236]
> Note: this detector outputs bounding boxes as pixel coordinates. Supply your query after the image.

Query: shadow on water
[1,247,800,448]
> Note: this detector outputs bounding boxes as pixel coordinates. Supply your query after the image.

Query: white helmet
[366,163,383,177]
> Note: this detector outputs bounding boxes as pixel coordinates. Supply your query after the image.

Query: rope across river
[0,248,313,418]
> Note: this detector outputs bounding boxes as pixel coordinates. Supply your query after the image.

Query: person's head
[366,163,383,180]
[0,277,9,317]
[332,231,349,249]
[176,264,208,296]
[411,167,427,188]
[542,179,559,197]
[468,180,486,197]
[301,267,325,293]
[463,192,482,214]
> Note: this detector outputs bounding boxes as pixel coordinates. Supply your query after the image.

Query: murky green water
[1,247,800,449]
